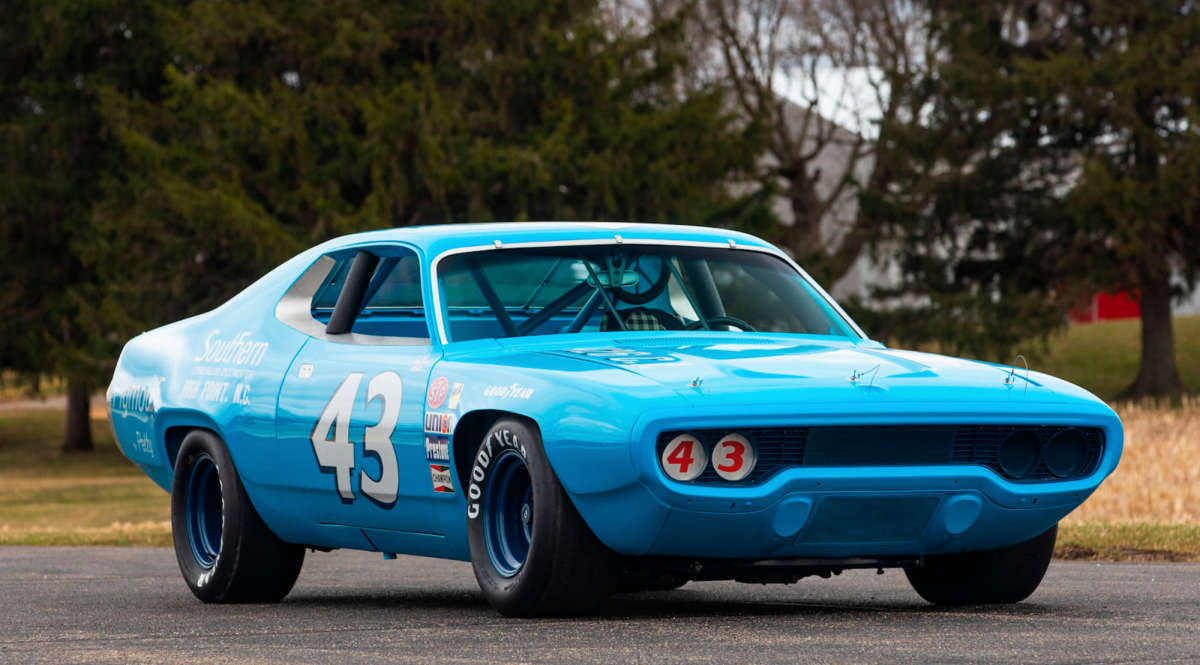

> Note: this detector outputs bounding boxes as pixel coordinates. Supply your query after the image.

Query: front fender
[432,350,689,555]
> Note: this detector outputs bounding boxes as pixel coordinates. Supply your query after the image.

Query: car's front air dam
[646,488,1080,559]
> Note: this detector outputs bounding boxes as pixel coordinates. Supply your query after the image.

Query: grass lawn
[1058,522,1200,562]
[0,408,170,546]
[1021,314,1200,401]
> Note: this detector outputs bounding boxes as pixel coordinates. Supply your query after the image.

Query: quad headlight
[1045,429,1088,478]
[661,431,758,482]
[712,433,757,481]
[998,430,1041,479]
[661,433,707,481]
[998,427,1090,480]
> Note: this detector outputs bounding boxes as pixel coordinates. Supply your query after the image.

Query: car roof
[314,222,779,259]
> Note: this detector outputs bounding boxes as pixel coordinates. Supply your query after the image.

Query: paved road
[1,547,1198,664]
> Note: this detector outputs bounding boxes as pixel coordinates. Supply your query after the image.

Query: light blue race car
[107,222,1123,617]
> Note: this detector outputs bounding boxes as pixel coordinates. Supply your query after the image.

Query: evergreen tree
[88,0,770,341]
[1036,1,1200,397]
[0,0,168,450]
[872,1,1199,397]
[1,0,769,454]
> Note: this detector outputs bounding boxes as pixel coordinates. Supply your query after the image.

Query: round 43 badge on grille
[661,433,707,481]
[712,433,756,481]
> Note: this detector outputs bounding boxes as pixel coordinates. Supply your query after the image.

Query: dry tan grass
[1063,396,1200,524]
[0,521,171,546]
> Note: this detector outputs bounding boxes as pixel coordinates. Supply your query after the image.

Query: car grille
[654,425,1104,485]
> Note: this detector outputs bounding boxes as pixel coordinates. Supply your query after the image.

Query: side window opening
[309,247,429,340]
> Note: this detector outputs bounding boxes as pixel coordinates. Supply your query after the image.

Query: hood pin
[848,365,881,390]
[1005,355,1030,395]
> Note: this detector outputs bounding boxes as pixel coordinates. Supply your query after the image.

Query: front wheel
[467,418,621,617]
[905,525,1058,605]
[171,430,305,603]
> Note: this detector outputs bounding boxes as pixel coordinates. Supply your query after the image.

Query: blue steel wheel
[171,430,305,604]
[184,453,224,569]
[482,450,534,577]
[467,418,621,617]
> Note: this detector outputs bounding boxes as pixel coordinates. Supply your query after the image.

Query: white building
[769,99,1200,318]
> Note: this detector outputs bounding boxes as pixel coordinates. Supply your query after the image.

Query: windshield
[436,245,859,342]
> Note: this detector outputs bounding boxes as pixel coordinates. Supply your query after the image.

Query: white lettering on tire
[467,428,526,520]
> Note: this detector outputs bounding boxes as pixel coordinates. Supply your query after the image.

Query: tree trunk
[62,379,94,453]
[786,175,826,260]
[1120,270,1185,399]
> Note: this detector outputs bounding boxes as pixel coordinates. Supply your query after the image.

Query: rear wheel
[467,418,621,617]
[905,525,1058,605]
[171,430,305,603]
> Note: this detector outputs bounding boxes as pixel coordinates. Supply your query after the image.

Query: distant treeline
[2,1,1197,449]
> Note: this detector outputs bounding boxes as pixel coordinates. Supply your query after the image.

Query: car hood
[535,336,1066,407]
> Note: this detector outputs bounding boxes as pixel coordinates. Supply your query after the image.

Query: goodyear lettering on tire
[467,428,527,519]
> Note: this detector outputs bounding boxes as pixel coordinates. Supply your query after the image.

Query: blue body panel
[107,223,1124,563]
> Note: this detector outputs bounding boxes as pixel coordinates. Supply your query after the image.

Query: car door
[275,244,442,537]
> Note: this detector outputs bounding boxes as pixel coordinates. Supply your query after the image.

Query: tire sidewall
[171,430,246,603]
[466,419,557,616]
[906,524,1058,605]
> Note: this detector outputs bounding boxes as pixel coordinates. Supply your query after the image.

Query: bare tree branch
[690,0,929,285]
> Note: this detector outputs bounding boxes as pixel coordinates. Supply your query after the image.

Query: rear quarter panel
[108,252,320,497]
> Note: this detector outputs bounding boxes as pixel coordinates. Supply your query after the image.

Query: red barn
[1069,291,1141,324]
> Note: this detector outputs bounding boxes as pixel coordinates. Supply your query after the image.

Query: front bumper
[647,483,1082,559]
[567,401,1123,558]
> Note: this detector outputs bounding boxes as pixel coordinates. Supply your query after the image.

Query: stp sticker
[427,377,449,409]
[425,435,450,463]
[430,464,454,493]
[661,433,707,482]
[447,382,464,410]
[424,412,455,434]
[712,433,756,481]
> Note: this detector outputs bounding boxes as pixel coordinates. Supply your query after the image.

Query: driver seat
[599,307,684,332]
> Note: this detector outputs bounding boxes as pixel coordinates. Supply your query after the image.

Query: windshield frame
[429,238,868,345]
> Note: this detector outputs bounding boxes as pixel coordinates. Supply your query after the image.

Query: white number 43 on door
[311,372,401,504]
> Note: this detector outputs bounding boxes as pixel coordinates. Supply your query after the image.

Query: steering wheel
[684,316,757,332]
[613,255,671,305]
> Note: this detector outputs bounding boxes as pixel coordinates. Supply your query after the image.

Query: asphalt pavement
[1,546,1198,664]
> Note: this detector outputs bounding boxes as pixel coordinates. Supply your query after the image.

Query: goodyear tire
[905,525,1058,605]
[171,430,305,603]
[467,418,621,617]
